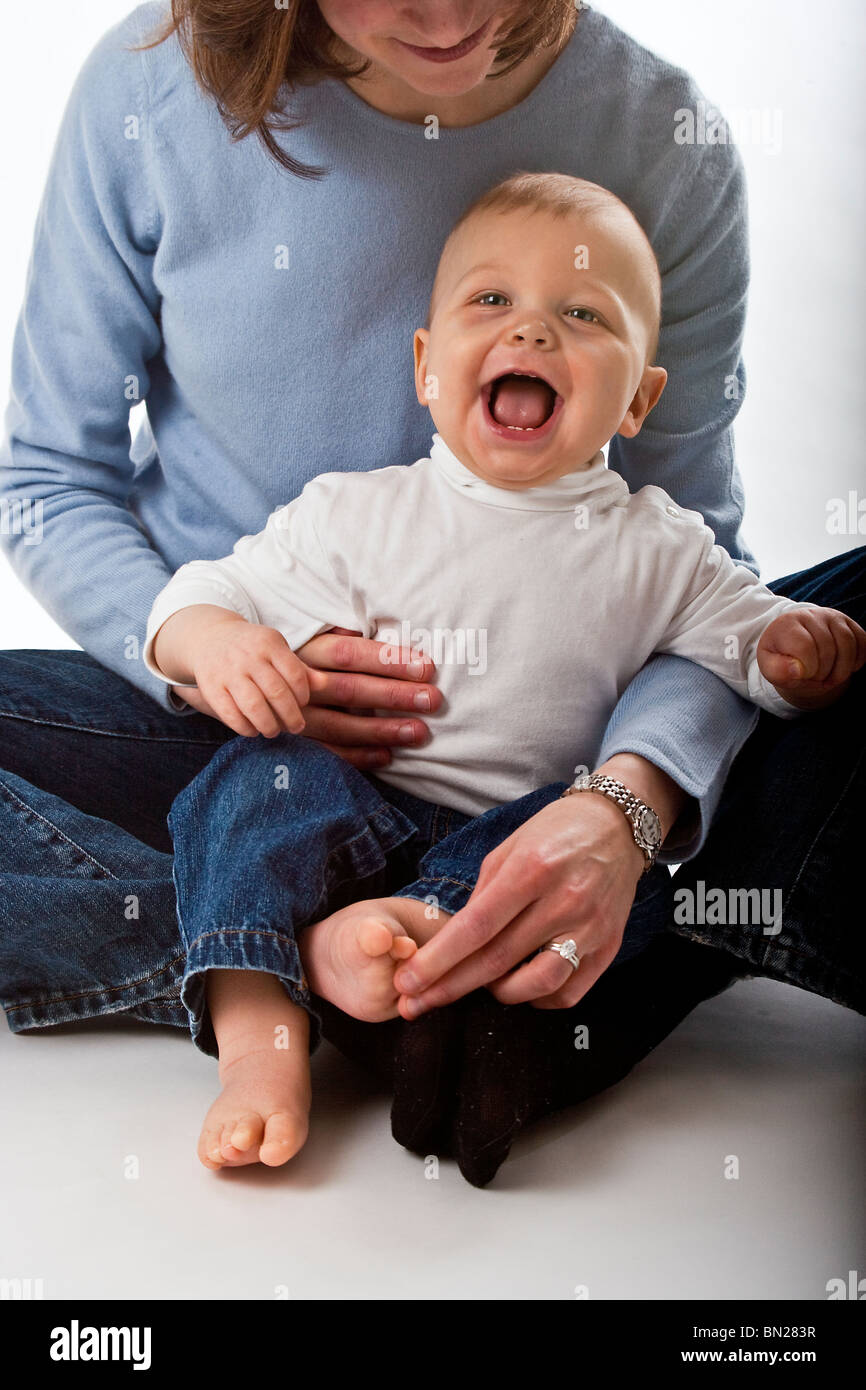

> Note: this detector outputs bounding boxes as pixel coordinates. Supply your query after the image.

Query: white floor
[3,976,863,1301]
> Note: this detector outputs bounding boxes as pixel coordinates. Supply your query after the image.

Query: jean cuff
[180,926,322,1060]
[392,875,477,919]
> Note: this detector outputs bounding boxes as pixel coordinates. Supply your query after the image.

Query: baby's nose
[508,318,554,346]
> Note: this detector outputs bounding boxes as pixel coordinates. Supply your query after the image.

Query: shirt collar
[428,432,629,513]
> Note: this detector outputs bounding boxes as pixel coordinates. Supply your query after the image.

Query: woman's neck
[337,9,578,128]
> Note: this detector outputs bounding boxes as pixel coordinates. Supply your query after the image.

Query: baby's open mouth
[482,372,562,434]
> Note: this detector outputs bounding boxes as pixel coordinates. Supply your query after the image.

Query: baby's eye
[566,307,601,324]
[473,292,510,306]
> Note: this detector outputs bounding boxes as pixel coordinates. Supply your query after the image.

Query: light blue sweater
[0,1,760,860]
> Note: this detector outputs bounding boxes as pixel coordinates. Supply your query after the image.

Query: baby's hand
[756,605,866,710]
[191,613,323,738]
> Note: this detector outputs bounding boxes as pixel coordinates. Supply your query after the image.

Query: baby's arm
[649,495,865,715]
[143,479,364,731]
[152,603,320,738]
[756,606,866,710]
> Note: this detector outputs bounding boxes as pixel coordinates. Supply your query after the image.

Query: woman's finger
[310,739,392,770]
[529,949,612,1010]
[487,942,575,1004]
[298,630,437,687]
[393,859,540,1001]
[300,703,430,748]
[305,665,442,716]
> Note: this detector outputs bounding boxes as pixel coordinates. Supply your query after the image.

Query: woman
[0,0,862,1187]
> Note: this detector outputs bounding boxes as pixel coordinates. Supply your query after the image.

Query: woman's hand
[173,624,442,766]
[290,627,442,769]
[393,753,687,1016]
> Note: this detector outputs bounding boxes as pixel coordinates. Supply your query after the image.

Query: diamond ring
[544,939,580,971]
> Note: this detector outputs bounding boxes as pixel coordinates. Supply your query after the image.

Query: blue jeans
[0,545,863,1054]
[166,735,674,1055]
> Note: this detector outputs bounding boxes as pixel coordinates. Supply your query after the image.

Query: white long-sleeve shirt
[144,434,813,818]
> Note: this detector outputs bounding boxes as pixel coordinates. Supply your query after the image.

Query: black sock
[389,1004,463,1158]
[450,932,750,1188]
[312,993,458,1156]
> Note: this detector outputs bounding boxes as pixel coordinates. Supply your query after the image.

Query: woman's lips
[393,16,494,64]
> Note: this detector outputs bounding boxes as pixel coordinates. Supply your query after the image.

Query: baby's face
[414,206,667,488]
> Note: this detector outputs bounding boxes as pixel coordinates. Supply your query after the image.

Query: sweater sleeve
[143,482,368,689]
[599,121,760,862]
[0,12,184,710]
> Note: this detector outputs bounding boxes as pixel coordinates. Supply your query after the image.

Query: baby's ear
[617,364,667,439]
[413,328,430,407]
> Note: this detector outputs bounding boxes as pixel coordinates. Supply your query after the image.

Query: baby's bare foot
[298,896,448,1022]
[198,1048,311,1171]
[198,972,312,1171]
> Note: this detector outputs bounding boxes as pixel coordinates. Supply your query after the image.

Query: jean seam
[4,954,185,1015]
[398,873,476,896]
[0,774,121,880]
[0,709,225,746]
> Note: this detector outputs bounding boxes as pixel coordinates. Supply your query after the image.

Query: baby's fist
[757,606,866,709]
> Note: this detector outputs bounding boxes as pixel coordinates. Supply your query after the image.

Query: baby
[144,172,866,1171]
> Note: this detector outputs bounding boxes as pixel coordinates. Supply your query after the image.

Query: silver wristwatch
[561,773,662,872]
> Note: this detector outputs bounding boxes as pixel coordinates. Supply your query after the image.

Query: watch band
[560,773,662,872]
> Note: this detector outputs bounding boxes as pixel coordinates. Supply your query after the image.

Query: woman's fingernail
[398,722,418,742]
[406,659,425,678]
[413,690,431,710]
[366,751,389,767]
[404,997,423,1018]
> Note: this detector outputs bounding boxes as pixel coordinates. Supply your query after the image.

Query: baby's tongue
[490,374,553,429]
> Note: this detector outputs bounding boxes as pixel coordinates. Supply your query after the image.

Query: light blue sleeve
[0,12,183,711]
[602,130,759,861]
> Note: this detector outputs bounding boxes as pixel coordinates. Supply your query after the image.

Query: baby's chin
[449,417,599,487]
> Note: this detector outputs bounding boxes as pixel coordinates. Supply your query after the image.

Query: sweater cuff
[597,653,759,863]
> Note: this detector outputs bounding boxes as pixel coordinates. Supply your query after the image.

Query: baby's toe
[228,1112,265,1155]
[218,1118,259,1165]
[389,935,418,961]
[198,1126,226,1170]
[259,1111,308,1167]
[356,916,398,959]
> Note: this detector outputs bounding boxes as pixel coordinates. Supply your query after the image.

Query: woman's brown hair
[133,0,580,179]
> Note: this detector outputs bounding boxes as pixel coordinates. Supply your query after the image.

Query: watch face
[638,807,661,848]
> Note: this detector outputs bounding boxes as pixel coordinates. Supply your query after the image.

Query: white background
[1,2,864,1304]
[1,0,864,651]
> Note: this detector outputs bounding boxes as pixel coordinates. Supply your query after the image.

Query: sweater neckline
[322,5,596,140]
[428,432,629,513]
